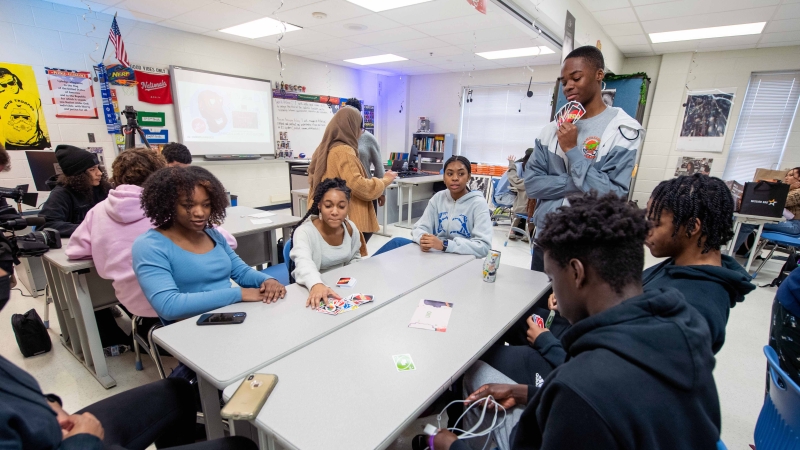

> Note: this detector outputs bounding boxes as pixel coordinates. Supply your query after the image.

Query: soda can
[482,250,501,283]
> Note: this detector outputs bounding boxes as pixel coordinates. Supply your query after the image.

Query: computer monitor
[408,144,419,167]
[25,151,60,191]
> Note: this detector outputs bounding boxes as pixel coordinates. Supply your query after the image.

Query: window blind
[723,72,800,183]
[459,83,554,165]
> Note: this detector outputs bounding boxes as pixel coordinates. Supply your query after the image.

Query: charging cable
[424,396,507,450]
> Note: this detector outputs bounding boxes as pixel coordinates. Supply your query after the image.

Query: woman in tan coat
[308,106,397,254]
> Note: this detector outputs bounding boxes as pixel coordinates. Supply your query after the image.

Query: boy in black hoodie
[485,174,755,385]
[40,145,111,237]
[431,192,720,450]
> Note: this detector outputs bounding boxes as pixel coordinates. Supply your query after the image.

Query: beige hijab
[308,106,362,190]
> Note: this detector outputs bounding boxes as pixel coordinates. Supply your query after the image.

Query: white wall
[630,46,800,205]
[0,0,378,208]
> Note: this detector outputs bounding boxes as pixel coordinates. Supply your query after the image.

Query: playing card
[336,277,356,288]
[314,293,374,316]
[532,313,545,328]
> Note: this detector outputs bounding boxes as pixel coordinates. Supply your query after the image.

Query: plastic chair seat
[754,345,800,449]
[260,238,292,285]
[761,232,800,247]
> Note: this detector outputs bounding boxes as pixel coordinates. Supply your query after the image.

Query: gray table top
[395,174,443,185]
[223,259,550,450]
[733,212,786,223]
[44,207,300,272]
[153,244,474,389]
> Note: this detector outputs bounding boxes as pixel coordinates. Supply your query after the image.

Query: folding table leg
[198,376,225,440]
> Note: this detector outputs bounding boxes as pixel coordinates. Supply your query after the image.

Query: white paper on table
[250,218,273,225]
[248,211,275,218]
[408,299,454,332]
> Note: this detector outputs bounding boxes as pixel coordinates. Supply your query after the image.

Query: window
[723,71,800,182]
[458,83,554,164]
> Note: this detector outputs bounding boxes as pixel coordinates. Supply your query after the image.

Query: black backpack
[11,309,51,357]
[762,250,798,288]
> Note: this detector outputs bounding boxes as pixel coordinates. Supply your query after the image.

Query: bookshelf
[412,132,454,173]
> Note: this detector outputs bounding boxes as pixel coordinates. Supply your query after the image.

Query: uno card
[393,354,416,372]
[531,313,545,328]
[336,277,356,288]
[557,101,586,127]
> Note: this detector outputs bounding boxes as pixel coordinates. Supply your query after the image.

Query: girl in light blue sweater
[132,166,286,321]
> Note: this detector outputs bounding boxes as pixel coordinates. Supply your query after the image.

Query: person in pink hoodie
[65,148,237,321]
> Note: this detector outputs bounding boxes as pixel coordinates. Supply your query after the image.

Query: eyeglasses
[0,79,17,88]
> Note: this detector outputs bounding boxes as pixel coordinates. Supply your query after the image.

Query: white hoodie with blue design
[524,106,644,237]
[411,189,492,258]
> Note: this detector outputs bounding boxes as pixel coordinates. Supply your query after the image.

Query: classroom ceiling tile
[306,14,404,37]
[759,30,800,43]
[252,29,332,47]
[579,0,633,12]
[602,22,645,37]
[593,8,639,25]
[401,65,445,75]
[169,2,257,29]
[378,0,478,26]
[764,19,800,34]
[463,37,554,54]
[776,2,800,19]
[288,37,363,53]
[273,0,372,28]
[112,0,215,20]
[203,30,251,42]
[399,45,465,60]
[159,19,210,34]
[352,26,428,45]
[435,26,531,46]
[634,0,779,22]
[371,36,452,52]
[219,0,323,16]
[433,59,504,72]
[407,10,507,36]
[306,46,386,62]
[616,44,654,54]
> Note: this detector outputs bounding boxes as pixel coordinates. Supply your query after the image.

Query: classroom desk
[43,208,301,389]
[222,206,301,270]
[153,244,474,440]
[223,259,550,450]
[396,174,442,229]
[728,212,785,272]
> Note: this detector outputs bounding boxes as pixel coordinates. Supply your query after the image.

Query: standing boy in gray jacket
[524,45,644,271]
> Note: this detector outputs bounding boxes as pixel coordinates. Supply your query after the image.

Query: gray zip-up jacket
[524,107,644,236]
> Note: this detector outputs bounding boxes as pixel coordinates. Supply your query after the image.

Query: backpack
[11,309,51,357]
[762,250,798,288]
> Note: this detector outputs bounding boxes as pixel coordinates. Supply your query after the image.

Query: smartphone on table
[196,312,246,325]
[221,373,278,420]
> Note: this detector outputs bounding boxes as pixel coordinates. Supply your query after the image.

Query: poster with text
[677,89,735,153]
[46,68,98,119]
[0,62,51,150]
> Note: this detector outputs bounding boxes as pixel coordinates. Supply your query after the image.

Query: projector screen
[170,66,274,156]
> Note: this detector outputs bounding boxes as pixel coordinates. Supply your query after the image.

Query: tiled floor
[0,216,781,449]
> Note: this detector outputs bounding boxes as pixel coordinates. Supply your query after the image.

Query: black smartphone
[196,312,247,325]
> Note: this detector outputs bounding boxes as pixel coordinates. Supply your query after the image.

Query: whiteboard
[272,98,336,159]
[171,66,274,156]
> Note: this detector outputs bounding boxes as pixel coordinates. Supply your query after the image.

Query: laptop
[390,159,405,171]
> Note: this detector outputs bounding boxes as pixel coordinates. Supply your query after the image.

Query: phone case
[221,374,278,421]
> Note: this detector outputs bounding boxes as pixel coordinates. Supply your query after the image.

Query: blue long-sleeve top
[132,228,272,321]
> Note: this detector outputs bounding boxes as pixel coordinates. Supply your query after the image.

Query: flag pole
[101,12,117,61]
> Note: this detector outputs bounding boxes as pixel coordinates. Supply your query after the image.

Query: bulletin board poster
[45,68,98,119]
[0,62,52,150]
[677,89,736,153]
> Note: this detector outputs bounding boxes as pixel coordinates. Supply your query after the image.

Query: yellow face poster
[0,62,51,150]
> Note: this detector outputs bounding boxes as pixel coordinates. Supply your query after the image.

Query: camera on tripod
[121,105,151,150]
[0,185,61,271]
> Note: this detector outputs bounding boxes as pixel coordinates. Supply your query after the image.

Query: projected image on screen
[172,66,274,156]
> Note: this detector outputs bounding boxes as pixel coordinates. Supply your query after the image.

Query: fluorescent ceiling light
[346,0,432,12]
[476,46,555,60]
[649,22,765,43]
[344,54,408,65]
[220,17,301,39]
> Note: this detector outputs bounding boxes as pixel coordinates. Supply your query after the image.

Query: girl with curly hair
[132,166,285,321]
[66,149,238,325]
[40,145,112,236]
[289,178,362,308]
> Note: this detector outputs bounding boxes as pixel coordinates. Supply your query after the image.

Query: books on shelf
[414,134,445,153]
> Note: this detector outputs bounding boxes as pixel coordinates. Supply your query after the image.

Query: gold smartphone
[221,373,278,421]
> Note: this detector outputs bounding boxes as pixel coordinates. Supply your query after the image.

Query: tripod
[121,106,151,150]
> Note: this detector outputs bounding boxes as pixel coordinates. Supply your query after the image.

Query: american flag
[108,17,129,67]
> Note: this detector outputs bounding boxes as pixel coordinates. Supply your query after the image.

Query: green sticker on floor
[393,354,416,371]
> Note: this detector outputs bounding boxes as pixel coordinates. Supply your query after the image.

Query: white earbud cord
[430,396,507,450]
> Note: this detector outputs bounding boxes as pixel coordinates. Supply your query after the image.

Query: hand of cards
[556,101,586,127]
[315,294,374,316]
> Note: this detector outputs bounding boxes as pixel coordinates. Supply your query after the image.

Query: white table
[395,174,442,229]
[43,208,301,389]
[153,244,474,439]
[728,212,786,271]
[223,259,551,450]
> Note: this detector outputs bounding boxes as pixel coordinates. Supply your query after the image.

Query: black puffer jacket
[40,176,108,237]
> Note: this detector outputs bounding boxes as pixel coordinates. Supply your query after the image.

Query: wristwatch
[442,239,449,252]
